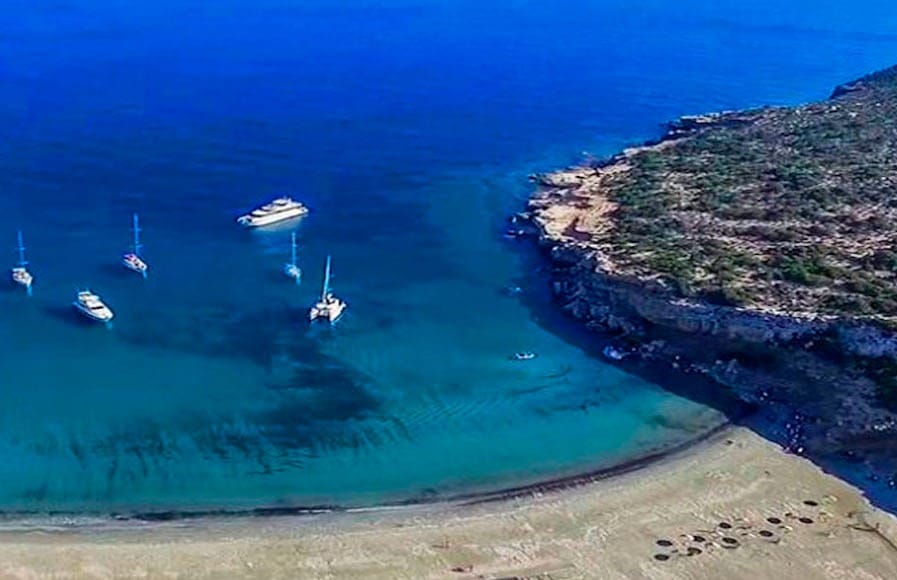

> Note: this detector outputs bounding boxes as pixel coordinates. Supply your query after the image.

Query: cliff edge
[525,66,897,488]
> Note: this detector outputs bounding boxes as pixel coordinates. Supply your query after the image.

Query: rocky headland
[523,65,897,500]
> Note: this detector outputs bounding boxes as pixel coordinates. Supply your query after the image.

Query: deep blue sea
[1,0,896,513]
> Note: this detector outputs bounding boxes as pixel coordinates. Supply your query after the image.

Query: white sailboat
[122,213,148,278]
[309,255,346,323]
[283,231,301,283]
[10,230,33,295]
[73,289,114,323]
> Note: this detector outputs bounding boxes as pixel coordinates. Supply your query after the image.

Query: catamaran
[73,290,114,323]
[10,230,33,295]
[309,255,346,323]
[283,231,301,283]
[237,196,309,228]
[122,213,148,277]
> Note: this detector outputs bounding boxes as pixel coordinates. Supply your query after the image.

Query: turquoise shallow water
[1,0,897,512]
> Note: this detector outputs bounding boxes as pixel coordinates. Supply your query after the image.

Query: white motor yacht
[122,213,148,277]
[238,197,309,228]
[73,290,114,323]
[309,255,346,323]
[11,230,33,295]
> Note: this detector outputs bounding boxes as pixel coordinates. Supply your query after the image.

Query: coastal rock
[543,236,897,359]
[526,64,897,476]
[546,247,825,349]
[664,111,760,138]
[831,82,866,99]
[838,324,897,358]
[528,63,897,362]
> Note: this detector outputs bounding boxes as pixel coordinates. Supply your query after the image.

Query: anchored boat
[309,255,346,324]
[122,213,148,277]
[602,345,627,361]
[238,197,309,228]
[10,230,33,295]
[283,231,301,283]
[73,290,114,323]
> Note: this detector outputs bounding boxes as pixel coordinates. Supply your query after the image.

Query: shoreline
[1,426,894,578]
[0,416,736,527]
[0,423,733,532]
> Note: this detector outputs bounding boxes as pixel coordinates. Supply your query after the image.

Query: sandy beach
[0,427,894,579]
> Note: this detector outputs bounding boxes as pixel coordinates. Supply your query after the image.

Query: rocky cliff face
[542,239,897,359]
[526,100,897,360]
[527,176,897,489]
[523,99,897,479]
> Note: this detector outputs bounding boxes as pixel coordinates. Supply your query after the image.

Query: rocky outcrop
[529,188,897,479]
[549,244,796,341]
[829,64,897,99]
[523,69,897,498]
[839,324,897,359]
[831,82,866,99]
[526,102,897,360]
[542,240,897,358]
[664,111,761,138]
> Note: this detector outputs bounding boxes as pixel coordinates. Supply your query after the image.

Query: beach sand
[0,427,895,579]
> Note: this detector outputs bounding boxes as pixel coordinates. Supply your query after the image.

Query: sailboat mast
[132,213,143,256]
[322,255,331,300]
[290,232,298,266]
[16,230,27,267]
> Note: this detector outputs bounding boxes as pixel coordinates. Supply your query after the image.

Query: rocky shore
[520,69,897,505]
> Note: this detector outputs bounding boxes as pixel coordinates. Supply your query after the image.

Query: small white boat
[503,229,526,240]
[283,232,301,283]
[123,253,148,275]
[11,267,32,292]
[511,352,537,361]
[122,213,148,277]
[10,230,33,295]
[238,197,309,228]
[309,255,346,324]
[73,290,114,323]
[603,345,627,361]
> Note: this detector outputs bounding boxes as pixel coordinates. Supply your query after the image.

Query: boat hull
[309,301,346,324]
[237,206,309,228]
[72,302,114,323]
[11,268,32,291]
[122,254,148,275]
[283,263,301,281]
[602,346,626,361]
[72,302,115,322]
